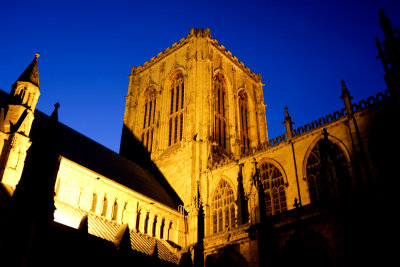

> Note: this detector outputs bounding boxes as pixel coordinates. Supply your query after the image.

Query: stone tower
[121,28,267,245]
[0,54,40,195]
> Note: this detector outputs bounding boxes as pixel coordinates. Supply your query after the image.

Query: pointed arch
[101,195,108,217]
[259,158,288,216]
[210,178,236,234]
[141,86,157,153]
[212,73,230,151]
[303,134,351,203]
[112,199,118,221]
[238,89,250,154]
[167,71,185,146]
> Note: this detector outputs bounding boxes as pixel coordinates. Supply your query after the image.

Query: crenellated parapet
[246,89,392,155]
[130,28,262,84]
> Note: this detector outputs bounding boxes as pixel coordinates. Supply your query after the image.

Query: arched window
[168,73,184,146]
[144,213,149,234]
[211,179,236,234]
[101,196,108,217]
[238,91,250,154]
[152,216,157,237]
[214,75,228,150]
[160,219,165,239]
[260,162,287,216]
[136,211,141,231]
[141,88,157,153]
[112,200,118,221]
[90,193,97,212]
[306,138,350,203]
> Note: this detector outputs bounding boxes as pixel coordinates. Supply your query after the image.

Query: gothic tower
[0,54,40,195]
[121,28,267,245]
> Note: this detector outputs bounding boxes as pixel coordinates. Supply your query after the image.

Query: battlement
[131,28,262,83]
[251,89,392,153]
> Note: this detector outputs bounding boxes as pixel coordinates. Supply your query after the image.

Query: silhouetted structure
[0,10,399,267]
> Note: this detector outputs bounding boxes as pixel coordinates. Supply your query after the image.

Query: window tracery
[168,73,184,146]
[141,88,157,153]
[260,162,287,216]
[211,179,236,234]
[306,138,349,203]
[213,75,228,150]
[238,91,250,153]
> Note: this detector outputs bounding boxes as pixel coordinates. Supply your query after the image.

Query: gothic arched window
[144,212,149,234]
[112,200,118,221]
[160,219,165,239]
[214,75,228,150]
[211,179,236,234]
[238,91,250,154]
[260,162,287,216]
[142,88,157,153]
[306,138,350,203]
[101,196,108,217]
[168,73,184,146]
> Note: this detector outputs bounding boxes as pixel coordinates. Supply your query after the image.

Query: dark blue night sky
[1,0,399,152]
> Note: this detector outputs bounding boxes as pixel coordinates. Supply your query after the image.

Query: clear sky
[1,0,399,153]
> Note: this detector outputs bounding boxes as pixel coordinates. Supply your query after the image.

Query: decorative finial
[341,79,346,90]
[35,53,40,59]
[54,102,60,109]
[283,106,294,139]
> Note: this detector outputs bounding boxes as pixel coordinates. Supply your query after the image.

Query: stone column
[163,219,171,241]
[138,210,147,233]
[147,213,155,236]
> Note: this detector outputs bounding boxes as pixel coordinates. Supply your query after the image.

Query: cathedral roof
[14,54,40,87]
[29,110,183,210]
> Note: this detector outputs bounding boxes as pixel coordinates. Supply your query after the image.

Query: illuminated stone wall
[121,29,389,257]
[54,156,184,245]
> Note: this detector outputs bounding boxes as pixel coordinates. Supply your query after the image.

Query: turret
[0,54,41,195]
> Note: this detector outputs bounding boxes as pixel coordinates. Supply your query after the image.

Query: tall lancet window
[214,75,228,150]
[168,73,184,146]
[211,179,236,234]
[260,162,287,216]
[306,138,350,203]
[142,88,157,153]
[238,91,250,154]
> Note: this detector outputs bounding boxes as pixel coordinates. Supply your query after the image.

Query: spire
[376,37,389,73]
[340,80,354,116]
[379,9,393,39]
[282,106,294,140]
[51,102,60,122]
[15,53,40,87]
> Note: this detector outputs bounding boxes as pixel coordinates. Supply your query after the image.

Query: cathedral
[0,10,399,267]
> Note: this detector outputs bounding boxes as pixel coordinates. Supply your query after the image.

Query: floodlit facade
[0,10,399,267]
